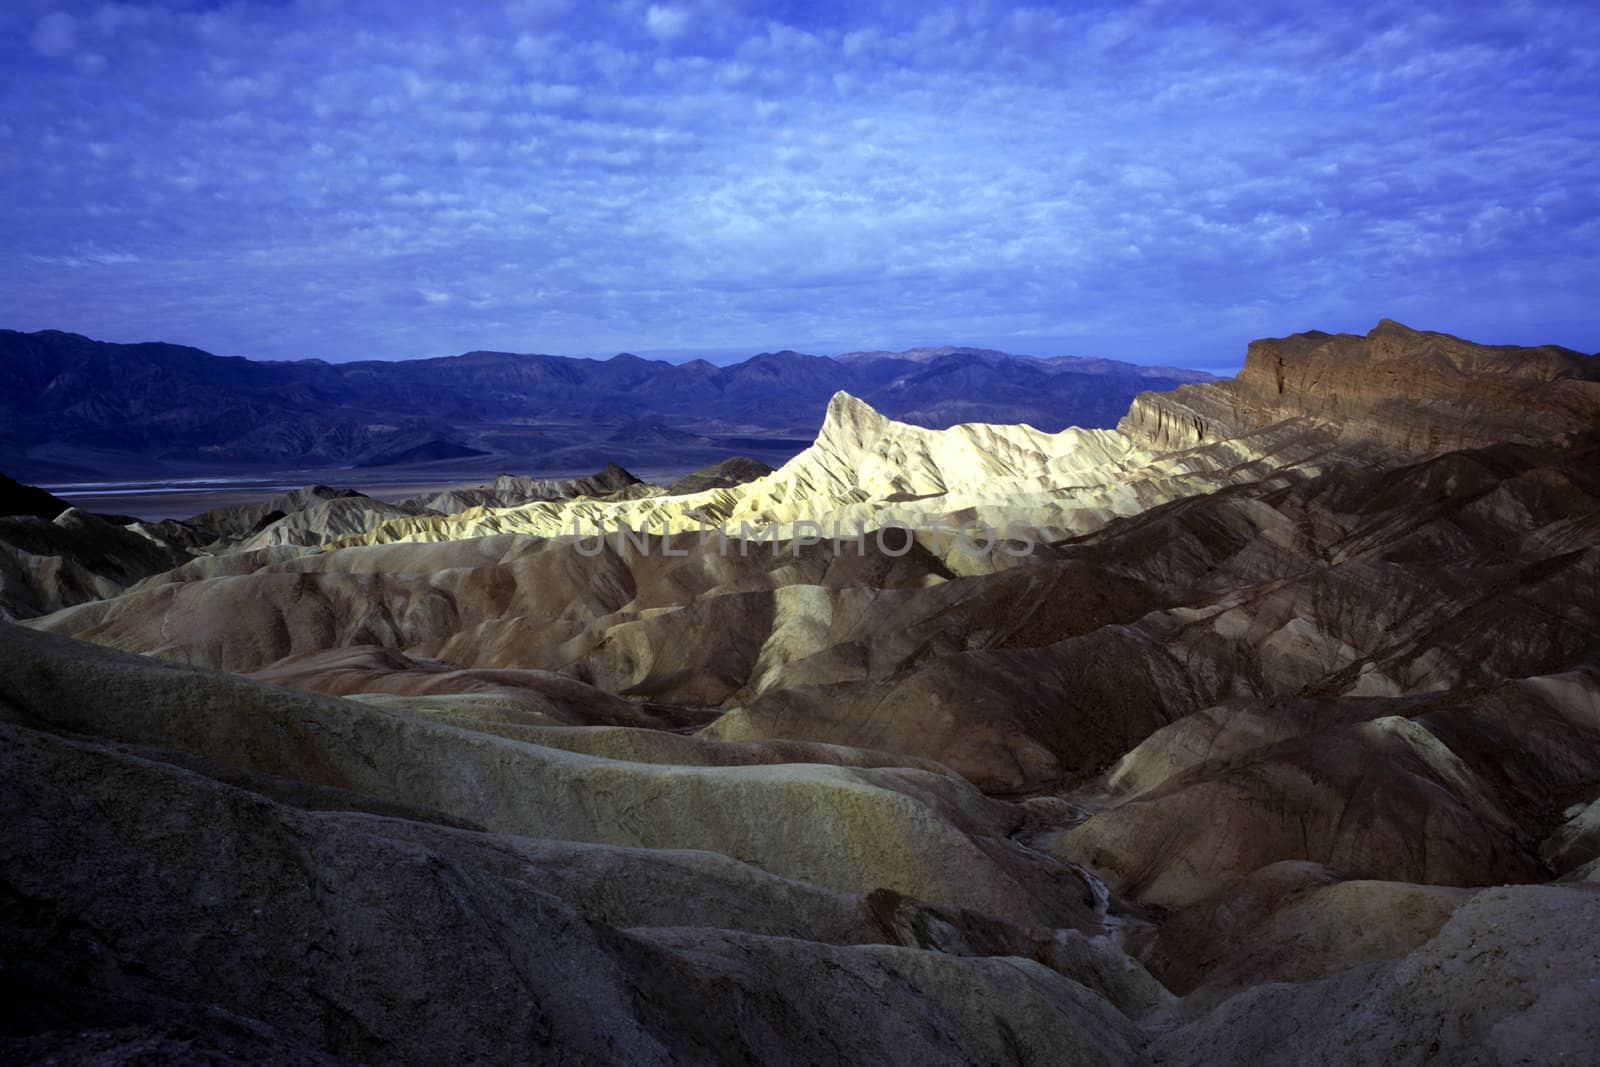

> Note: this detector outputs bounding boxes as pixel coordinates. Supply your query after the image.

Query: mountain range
[0,329,1210,480]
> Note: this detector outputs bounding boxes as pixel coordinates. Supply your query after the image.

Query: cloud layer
[2,0,1596,369]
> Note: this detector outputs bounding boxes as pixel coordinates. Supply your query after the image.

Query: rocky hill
[0,463,659,620]
[1119,319,1600,453]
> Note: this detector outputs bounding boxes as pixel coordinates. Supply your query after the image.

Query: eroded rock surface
[7,320,1600,1064]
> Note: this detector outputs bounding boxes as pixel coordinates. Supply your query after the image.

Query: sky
[2,1,1597,373]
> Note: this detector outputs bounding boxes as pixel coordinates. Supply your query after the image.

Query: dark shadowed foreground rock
[1,723,1157,1065]
[0,506,196,621]
[0,623,1150,1065]
[1151,883,1600,1066]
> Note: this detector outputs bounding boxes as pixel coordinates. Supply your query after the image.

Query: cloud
[506,0,572,24]
[29,246,141,268]
[0,1,1595,368]
[30,12,79,58]
[644,5,691,43]
[91,4,153,37]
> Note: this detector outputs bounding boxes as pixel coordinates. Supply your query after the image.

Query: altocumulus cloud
[1,0,1596,369]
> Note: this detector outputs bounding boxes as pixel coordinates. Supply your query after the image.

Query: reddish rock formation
[1121,319,1600,454]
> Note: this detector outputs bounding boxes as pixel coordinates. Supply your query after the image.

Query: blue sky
[2,1,1596,372]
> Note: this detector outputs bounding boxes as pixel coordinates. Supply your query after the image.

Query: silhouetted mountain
[0,471,72,520]
[0,329,1212,476]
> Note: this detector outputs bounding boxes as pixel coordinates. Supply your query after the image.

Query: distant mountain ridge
[835,344,1211,381]
[0,329,1211,476]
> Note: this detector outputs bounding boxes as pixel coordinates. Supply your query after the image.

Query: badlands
[3,319,1600,1064]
